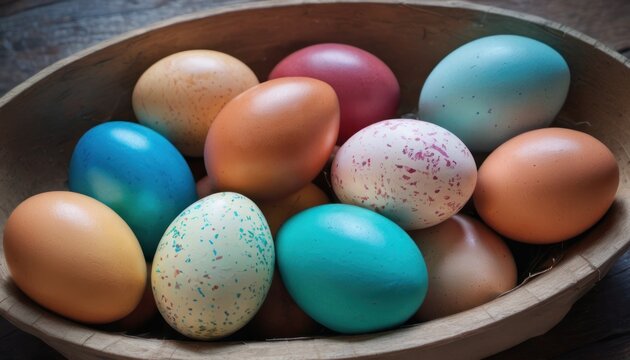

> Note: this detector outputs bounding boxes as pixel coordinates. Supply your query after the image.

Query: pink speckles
[402,174,411,181]
[174,269,183,277]
[413,151,425,160]
[405,166,417,174]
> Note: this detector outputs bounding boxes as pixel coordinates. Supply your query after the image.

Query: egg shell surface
[269,43,400,145]
[152,192,274,340]
[257,182,329,236]
[68,121,197,260]
[418,34,570,152]
[204,77,339,201]
[3,191,146,324]
[276,203,428,334]
[409,214,517,321]
[332,119,477,230]
[132,50,259,156]
[473,127,619,244]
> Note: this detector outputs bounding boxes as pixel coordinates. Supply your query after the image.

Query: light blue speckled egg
[151,192,274,340]
[276,203,428,334]
[418,34,570,152]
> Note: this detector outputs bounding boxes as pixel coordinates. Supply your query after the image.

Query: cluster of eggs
[2,35,619,340]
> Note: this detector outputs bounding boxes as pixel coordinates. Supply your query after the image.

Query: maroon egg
[269,43,400,145]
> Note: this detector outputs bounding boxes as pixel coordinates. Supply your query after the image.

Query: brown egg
[3,192,146,324]
[473,127,619,244]
[113,263,158,330]
[196,175,213,199]
[410,214,517,321]
[204,77,340,201]
[246,271,320,339]
[257,183,329,236]
[132,50,259,156]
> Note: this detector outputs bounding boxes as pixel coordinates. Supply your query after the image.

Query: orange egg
[204,77,339,201]
[257,183,329,236]
[3,191,146,324]
[410,214,517,321]
[132,50,259,156]
[473,128,619,244]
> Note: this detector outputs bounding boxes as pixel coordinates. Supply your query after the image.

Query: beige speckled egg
[151,192,274,340]
[132,50,259,156]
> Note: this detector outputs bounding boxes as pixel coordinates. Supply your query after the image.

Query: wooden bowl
[1,1,629,359]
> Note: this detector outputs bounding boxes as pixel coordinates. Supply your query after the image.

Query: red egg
[269,43,400,145]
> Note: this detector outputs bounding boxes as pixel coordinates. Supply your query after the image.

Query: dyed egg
[276,204,428,334]
[409,214,517,321]
[418,34,570,152]
[332,119,477,230]
[205,77,339,200]
[473,127,619,244]
[257,183,329,236]
[133,50,259,156]
[269,43,400,144]
[3,192,146,324]
[246,271,320,339]
[152,192,274,340]
[69,121,197,260]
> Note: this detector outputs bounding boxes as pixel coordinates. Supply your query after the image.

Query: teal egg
[276,204,428,334]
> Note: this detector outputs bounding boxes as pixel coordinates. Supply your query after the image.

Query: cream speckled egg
[151,192,274,340]
[332,119,477,229]
[132,50,259,156]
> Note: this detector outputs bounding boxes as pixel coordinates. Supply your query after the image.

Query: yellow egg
[132,50,259,156]
[3,191,146,324]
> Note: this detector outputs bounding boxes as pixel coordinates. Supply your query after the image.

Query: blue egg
[418,34,570,152]
[276,203,428,334]
[69,121,197,260]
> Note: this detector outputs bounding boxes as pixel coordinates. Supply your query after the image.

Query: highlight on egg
[151,192,274,340]
[132,49,259,156]
[332,119,477,230]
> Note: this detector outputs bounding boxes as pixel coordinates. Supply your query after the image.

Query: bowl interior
[0,1,629,359]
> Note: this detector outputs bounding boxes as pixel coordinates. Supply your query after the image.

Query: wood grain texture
[0,0,628,359]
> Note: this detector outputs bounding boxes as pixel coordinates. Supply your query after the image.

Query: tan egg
[3,191,146,324]
[473,127,619,244]
[132,50,259,156]
[410,214,517,321]
[205,77,339,201]
[257,183,329,236]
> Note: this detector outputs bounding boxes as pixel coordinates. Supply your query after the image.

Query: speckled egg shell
[332,119,477,230]
[151,192,274,340]
[132,50,259,156]
[418,35,570,153]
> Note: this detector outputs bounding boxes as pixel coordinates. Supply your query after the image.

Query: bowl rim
[1,0,629,359]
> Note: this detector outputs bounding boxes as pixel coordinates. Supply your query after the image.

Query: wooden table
[0,1,628,359]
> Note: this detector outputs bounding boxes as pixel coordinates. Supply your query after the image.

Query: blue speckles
[173,242,183,253]
[197,287,206,298]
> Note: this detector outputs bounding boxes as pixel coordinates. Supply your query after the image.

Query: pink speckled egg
[332,119,477,230]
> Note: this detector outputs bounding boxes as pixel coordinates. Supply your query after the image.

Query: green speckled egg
[151,192,274,340]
